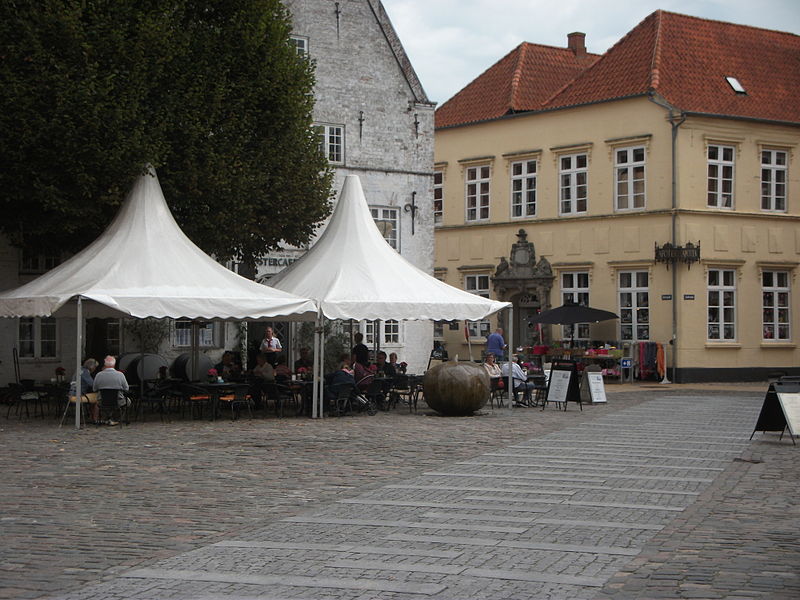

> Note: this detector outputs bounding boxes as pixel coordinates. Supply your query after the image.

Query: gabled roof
[546,11,800,123]
[437,10,800,129]
[435,41,599,128]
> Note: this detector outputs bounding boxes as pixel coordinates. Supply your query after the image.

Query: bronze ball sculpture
[423,361,490,416]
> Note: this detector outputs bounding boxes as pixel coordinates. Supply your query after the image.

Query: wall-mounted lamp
[404,191,418,235]
[358,110,365,139]
[413,113,420,138]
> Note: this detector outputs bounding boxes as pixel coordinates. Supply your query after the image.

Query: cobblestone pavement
[1,384,797,599]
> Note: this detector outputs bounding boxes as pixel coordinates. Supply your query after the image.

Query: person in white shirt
[259,327,282,366]
[500,356,535,404]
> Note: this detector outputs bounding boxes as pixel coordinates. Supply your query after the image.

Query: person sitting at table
[214,351,241,381]
[69,358,100,424]
[294,347,313,372]
[374,351,396,377]
[388,352,400,372]
[273,354,292,383]
[500,355,535,405]
[324,354,356,407]
[483,352,502,378]
[249,353,274,408]
[93,355,131,424]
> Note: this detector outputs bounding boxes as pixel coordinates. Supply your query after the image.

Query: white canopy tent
[0,168,317,427]
[270,175,512,416]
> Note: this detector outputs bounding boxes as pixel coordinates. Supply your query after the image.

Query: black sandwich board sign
[750,380,800,445]
[545,359,582,411]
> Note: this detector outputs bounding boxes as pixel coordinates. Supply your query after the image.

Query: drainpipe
[647,91,685,383]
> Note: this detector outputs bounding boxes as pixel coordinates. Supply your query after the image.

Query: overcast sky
[380,0,800,105]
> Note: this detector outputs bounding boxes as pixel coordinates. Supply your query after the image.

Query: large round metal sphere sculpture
[423,361,490,416]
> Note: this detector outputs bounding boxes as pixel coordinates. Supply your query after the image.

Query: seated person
[388,352,400,372]
[294,347,313,372]
[324,355,356,406]
[249,353,274,407]
[374,351,396,377]
[483,352,502,378]
[69,358,99,423]
[273,354,292,383]
[215,351,242,381]
[500,356,535,403]
[93,355,131,423]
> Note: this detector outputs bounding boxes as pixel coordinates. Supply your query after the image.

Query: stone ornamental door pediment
[492,229,554,347]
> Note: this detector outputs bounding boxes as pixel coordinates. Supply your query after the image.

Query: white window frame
[370,206,399,250]
[314,123,344,164]
[761,149,788,212]
[173,319,219,348]
[559,153,587,215]
[619,270,649,341]
[465,165,490,222]
[707,144,735,209]
[18,316,58,359]
[510,159,537,218]
[561,272,590,340]
[361,320,403,347]
[614,146,646,211]
[290,35,308,57]
[433,170,443,226]
[465,274,491,337]
[707,269,736,341]
[762,270,791,341]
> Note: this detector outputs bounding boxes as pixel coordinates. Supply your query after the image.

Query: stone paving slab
[3,387,799,599]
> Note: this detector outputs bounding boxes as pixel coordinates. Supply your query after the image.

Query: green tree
[0,0,332,265]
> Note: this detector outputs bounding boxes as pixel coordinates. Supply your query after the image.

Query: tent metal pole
[75,296,83,430]
[319,322,326,419]
[507,306,514,409]
[312,310,321,419]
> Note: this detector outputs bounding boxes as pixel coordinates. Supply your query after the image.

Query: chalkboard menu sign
[545,360,582,411]
[750,381,800,445]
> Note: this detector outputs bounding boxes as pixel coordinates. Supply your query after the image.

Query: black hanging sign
[750,381,800,445]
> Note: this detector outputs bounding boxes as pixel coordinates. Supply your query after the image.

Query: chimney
[567,32,586,57]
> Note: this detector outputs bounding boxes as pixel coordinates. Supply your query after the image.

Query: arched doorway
[492,229,554,350]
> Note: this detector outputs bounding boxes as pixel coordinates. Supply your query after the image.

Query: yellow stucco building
[433,11,800,382]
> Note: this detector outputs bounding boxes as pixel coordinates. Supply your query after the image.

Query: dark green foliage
[0,0,332,264]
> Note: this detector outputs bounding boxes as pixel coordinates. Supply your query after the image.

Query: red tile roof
[434,41,599,129]
[437,11,800,129]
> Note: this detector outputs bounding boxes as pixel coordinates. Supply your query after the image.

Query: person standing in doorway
[259,327,282,366]
[351,332,369,367]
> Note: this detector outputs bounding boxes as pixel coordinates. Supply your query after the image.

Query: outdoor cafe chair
[58,392,92,427]
[217,385,254,420]
[178,383,212,420]
[98,388,130,426]
[136,379,175,422]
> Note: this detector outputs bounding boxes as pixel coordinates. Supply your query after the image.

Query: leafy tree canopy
[0,0,333,266]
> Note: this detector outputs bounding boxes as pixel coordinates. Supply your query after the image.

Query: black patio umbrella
[529,302,619,325]
[529,302,618,348]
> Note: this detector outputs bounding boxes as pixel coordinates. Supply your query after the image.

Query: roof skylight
[725,76,746,94]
